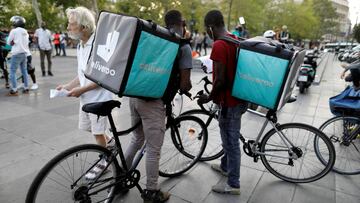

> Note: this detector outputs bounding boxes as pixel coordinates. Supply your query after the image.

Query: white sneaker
[31,83,39,90]
[212,182,240,195]
[211,163,228,176]
[85,159,109,180]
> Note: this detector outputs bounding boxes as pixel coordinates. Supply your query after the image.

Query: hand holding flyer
[50,89,69,99]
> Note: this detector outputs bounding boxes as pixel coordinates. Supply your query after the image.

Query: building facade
[331,0,352,39]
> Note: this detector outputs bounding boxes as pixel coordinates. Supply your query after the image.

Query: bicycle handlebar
[179,90,192,100]
[198,76,213,94]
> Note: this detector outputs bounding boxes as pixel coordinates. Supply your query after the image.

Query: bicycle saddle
[82,100,121,116]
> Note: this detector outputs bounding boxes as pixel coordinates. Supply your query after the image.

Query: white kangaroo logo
[97,31,119,62]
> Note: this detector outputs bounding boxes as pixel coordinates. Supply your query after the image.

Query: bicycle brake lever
[197,76,208,85]
[179,91,193,100]
[193,90,204,99]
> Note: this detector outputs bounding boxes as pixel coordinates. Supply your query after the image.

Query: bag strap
[217,36,242,45]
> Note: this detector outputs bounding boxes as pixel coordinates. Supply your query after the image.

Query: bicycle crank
[243,140,260,162]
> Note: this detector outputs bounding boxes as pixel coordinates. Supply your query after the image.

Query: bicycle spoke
[319,117,360,174]
[27,145,118,203]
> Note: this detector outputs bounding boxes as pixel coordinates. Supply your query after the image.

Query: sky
[348,0,360,25]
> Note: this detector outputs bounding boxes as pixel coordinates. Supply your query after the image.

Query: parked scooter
[297,52,318,93]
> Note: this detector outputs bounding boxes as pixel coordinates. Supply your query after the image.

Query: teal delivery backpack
[85,11,181,100]
[232,37,305,110]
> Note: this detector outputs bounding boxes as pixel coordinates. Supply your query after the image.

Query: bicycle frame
[82,103,184,197]
[245,109,299,160]
[340,118,360,144]
[198,101,299,161]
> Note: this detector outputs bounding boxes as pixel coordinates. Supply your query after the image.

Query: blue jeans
[219,104,247,188]
[10,53,28,91]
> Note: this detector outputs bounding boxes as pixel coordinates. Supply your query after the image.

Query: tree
[311,0,339,39]
[263,0,318,40]
[354,24,360,43]
[0,0,18,29]
[221,0,271,36]
[115,0,215,31]
[32,0,42,28]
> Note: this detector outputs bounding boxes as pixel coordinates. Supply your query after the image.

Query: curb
[313,53,331,85]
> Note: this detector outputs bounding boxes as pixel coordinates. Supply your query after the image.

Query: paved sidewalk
[0,53,359,203]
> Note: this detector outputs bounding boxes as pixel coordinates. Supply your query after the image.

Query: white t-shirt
[35,28,52,50]
[7,27,29,55]
[77,34,113,104]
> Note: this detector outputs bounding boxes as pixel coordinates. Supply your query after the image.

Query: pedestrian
[232,24,243,37]
[124,9,192,203]
[274,27,281,41]
[280,25,290,43]
[60,32,67,56]
[56,6,114,180]
[198,9,248,195]
[202,31,209,55]
[194,30,203,55]
[26,51,38,90]
[34,22,53,76]
[0,30,9,88]
[53,31,61,56]
[6,16,30,96]
[183,21,193,50]
[340,53,360,89]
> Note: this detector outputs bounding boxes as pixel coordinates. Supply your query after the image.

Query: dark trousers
[0,50,9,84]
[39,49,52,73]
[55,44,61,55]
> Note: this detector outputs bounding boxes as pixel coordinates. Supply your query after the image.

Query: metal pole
[351,13,359,48]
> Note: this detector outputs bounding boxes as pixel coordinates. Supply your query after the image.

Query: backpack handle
[146,20,157,30]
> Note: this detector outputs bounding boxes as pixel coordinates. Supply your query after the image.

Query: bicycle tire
[159,115,208,177]
[26,144,119,203]
[260,123,335,183]
[181,109,224,161]
[317,116,360,175]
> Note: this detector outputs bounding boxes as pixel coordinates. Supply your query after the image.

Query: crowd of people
[0,20,74,95]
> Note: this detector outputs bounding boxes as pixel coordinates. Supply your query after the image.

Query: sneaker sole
[211,165,228,176]
[212,188,240,195]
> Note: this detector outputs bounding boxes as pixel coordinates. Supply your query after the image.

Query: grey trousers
[39,49,52,73]
[125,98,166,190]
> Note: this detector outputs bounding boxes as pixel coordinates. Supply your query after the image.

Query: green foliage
[0,0,15,29]
[311,0,339,38]
[115,0,217,30]
[263,0,319,40]
[354,24,360,43]
[221,0,271,36]
[0,0,344,40]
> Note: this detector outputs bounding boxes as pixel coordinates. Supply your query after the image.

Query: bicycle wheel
[260,123,335,183]
[159,115,208,177]
[318,116,360,175]
[181,109,224,161]
[26,144,119,203]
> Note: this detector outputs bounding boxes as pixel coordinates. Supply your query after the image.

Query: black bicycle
[316,107,360,175]
[26,100,208,202]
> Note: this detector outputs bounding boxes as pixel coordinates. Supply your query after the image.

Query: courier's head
[204,10,225,40]
[165,10,184,37]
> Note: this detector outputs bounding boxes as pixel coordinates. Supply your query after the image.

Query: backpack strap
[217,36,242,45]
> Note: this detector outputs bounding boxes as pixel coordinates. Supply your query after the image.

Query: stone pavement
[0,50,359,203]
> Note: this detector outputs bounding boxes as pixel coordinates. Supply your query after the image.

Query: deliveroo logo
[97,31,119,62]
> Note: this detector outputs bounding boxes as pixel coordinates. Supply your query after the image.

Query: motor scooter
[297,53,318,93]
